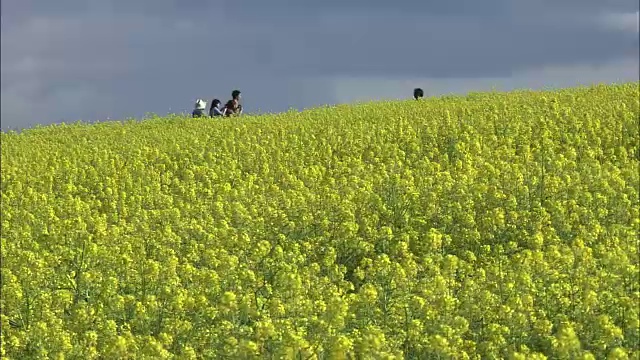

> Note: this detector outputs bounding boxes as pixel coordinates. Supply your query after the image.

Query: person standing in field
[414,88,424,100]
[192,99,207,118]
[209,99,224,117]
[224,89,243,116]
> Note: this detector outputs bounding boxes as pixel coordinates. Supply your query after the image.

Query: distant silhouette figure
[209,99,223,117]
[414,88,424,100]
[224,90,243,116]
[192,99,207,118]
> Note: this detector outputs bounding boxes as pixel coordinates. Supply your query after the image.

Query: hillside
[1,82,639,359]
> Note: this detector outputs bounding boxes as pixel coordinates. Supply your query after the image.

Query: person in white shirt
[209,99,224,117]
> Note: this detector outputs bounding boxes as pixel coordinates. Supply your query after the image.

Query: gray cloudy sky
[1,0,638,131]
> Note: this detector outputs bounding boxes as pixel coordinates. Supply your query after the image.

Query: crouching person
[209,99,224,117]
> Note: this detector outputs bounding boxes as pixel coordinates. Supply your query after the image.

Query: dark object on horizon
[209,99,223,117]
[192,99,207,118]
[414,88,424,100]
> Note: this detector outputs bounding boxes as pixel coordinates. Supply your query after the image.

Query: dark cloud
[1,0,638,130]
[220,0,512,19]
[270,12,637,78]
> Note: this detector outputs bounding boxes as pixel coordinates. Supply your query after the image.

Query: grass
[1,82,639,359]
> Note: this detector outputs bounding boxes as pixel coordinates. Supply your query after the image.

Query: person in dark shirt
[223,100,236,116]
[224,90,243,116]
[209,99,223,117]
[414,88,424,100]
[192,99,207,118]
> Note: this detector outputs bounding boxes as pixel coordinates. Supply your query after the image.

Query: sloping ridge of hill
[1,82,639,359]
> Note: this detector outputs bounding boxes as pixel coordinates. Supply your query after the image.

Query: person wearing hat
[192,99,207,118]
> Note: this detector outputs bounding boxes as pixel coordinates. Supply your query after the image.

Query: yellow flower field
[1,82,639,359]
